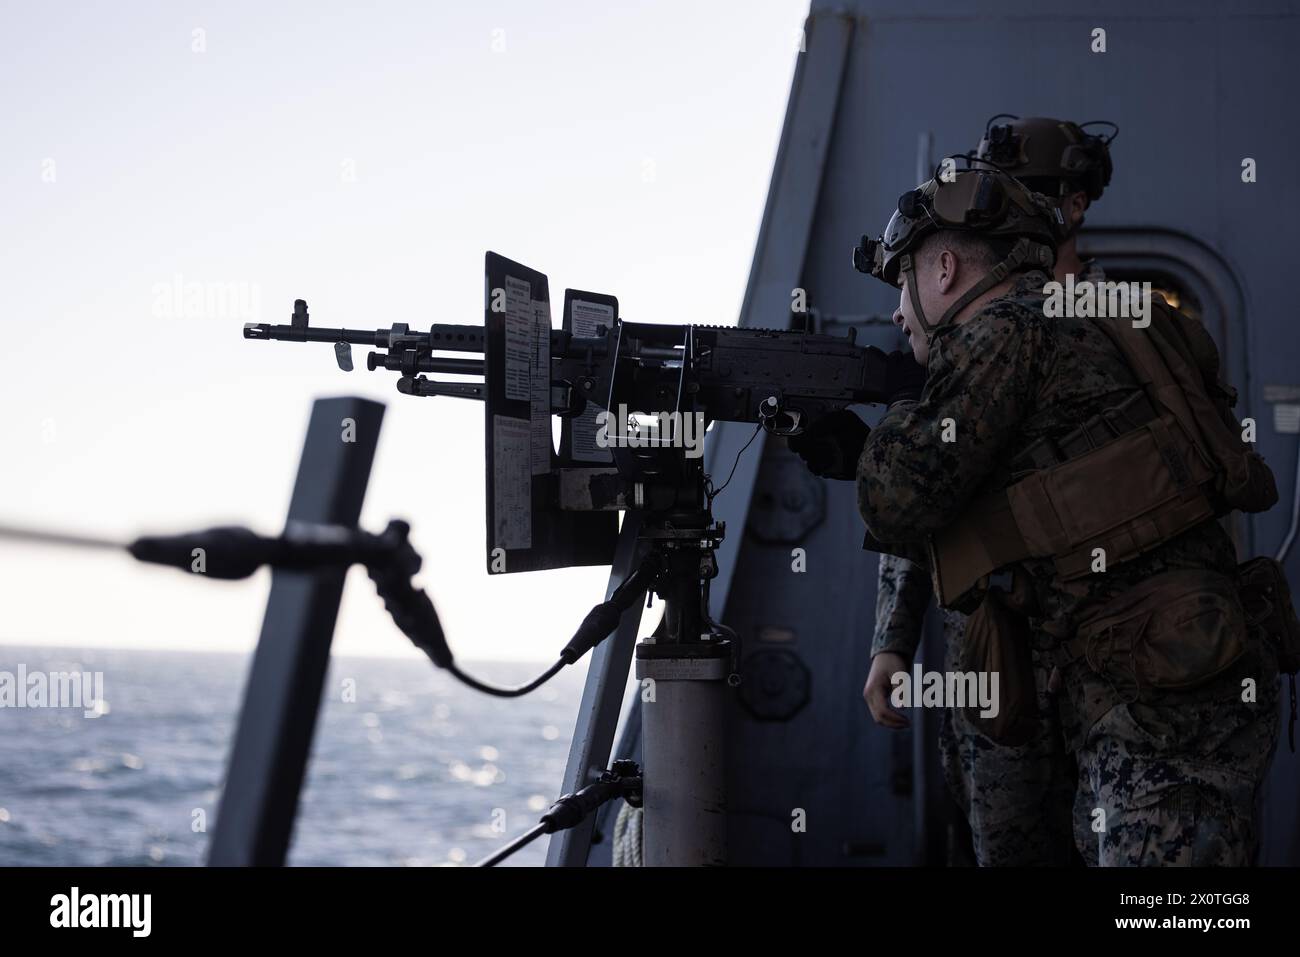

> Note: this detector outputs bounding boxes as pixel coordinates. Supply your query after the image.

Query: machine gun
[245,253,891,562]
[241,251,895,865]
[245,302,890,431]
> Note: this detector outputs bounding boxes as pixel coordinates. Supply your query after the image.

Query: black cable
[448,660,565,699]
[413,549,662,698]
[476,760,642,866]
[706,423,762,503]
[700,575,741,685]
[478,823,548,867]
[939,150,1012,178]
[1079,120,1119,145]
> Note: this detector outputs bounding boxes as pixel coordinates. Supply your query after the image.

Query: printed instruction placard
[569,299,615,463]
[492,414,532,550]
[503,275,534,402]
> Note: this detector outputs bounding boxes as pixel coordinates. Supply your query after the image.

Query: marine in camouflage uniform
[873,115,1118,867]
[859,267,1280,867]
[874,257,1108,868]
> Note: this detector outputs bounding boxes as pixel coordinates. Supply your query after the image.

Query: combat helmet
[976,115,1116,200]
[852,166,1062,339]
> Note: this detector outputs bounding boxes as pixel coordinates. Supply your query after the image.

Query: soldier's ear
[937,248,959,293]
[1067,191,1089,228]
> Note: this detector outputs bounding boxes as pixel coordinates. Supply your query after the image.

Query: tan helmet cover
[853,169,1061,339]
[976,115,1115,200]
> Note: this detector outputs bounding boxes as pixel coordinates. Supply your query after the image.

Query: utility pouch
[960,587,1037,746]
[1071,570,1247,702]
[1007,411,1218,582]
[1238,556,1300,674]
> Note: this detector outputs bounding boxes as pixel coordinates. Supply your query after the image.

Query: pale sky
[0,1,810,660]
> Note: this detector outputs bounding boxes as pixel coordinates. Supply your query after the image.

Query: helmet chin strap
[898,237,1054,344]
[898,252,939,339]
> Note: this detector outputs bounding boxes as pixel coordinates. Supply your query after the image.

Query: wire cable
[478,823,548,867]
[448,660,566,699]
[706,423,762,503]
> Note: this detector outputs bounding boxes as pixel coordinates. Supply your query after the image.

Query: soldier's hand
[864,651,909,729]
[786,409,869,480]
[882,349,927,405]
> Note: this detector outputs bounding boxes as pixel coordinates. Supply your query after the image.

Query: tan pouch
[1007,412,1217,577]
[1074,570,1247,701]
[960,588,1037,746]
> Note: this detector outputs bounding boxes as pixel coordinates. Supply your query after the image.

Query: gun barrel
[243,323,388,346]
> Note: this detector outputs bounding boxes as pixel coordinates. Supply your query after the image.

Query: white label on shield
[569,299,615,463]
[532,298,552,474]
[504,275,533,402]
[493,414,532,550]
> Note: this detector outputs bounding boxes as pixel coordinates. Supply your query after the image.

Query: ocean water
[0,645,588,866]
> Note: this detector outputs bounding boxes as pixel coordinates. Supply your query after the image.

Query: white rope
[612,802,644,867]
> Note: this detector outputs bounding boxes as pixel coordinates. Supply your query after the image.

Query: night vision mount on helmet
[977,114,1117,200]
[852,165,1063,339]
